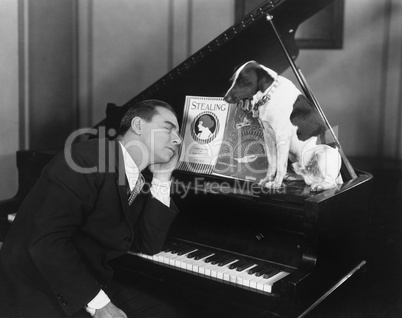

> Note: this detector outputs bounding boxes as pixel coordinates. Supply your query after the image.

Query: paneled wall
[0,0,77,200]
[78,0,234,126]
[27,0,77,151]
[293,0,402,158]
[0,0,19,199]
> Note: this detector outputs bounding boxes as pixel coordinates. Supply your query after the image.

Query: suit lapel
[113,138,146,224]
[112,139,131,215]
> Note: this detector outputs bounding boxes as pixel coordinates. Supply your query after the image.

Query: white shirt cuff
[85,289,110,316]
[150,178,171,207]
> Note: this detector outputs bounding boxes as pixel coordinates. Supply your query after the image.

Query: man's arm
[28,149,106,315]
[132,150,179,254]
[150,178,171,207]
[85,290,110,316]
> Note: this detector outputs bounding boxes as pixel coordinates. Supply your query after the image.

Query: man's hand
[148,149,179,182]
[94,302,127,318]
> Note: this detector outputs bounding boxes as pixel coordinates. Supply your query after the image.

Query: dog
[224,61,343,191]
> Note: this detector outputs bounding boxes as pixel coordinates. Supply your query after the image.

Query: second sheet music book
[178,96,268,182]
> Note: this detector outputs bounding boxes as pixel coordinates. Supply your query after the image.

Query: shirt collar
[118,141,140,191]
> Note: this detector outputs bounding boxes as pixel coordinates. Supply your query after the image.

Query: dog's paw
[258,176,274,187]
[263,181,284,189]
[260,179,284,189]
[310,181,338,192]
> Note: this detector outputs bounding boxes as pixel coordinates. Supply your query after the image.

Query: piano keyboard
[129,242,290,294]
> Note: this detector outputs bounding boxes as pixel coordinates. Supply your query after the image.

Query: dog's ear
[229,63,245,83]
[256,67,274,92]
[233,60,257,73]
[232,63,243,73]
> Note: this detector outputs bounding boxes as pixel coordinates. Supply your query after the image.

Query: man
[0,99,182,317]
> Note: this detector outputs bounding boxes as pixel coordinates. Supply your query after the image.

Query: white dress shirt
[85,142,172,315]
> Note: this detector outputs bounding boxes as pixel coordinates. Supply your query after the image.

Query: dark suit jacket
[0,138,178,317]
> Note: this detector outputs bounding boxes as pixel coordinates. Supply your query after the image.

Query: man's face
[140,107,181,164]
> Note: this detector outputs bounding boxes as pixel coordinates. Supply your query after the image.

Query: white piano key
[177,250,200,269]
[204,262,217,276]
[216,260,239,280]
[236,264,258,286]
[130,248,291,294]
[214,260,239,279]
[261,271,289,293]
[160,251,175,265]
[223,267,241,283]
[186,253,209,273]
[239,271,255,288]
[185,257,200,271]
[208,261,233,278]
[249,275,265,289]
[157,251,170,264]
[174,254,190,269]
[228,264,257,285]
[198,254,216,275]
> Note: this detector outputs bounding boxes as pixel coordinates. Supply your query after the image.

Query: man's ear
[130,117,143,135]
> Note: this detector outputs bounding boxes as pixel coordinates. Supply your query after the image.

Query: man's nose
[172,131,182,145]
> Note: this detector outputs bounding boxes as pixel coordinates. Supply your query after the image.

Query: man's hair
[117,99,176,136]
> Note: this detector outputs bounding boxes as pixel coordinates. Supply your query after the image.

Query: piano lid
[103,0,337,128]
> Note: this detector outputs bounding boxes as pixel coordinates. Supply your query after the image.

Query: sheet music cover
[212,106,268,182]
[178,95,268,183]
[177,96,230,174]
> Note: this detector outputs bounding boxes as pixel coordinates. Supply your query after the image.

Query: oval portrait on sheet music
[191,111,220,144]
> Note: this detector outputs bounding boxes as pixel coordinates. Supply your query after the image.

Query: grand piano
[0,0,372,317]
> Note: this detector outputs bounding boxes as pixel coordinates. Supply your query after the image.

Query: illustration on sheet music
[178,95,268,182]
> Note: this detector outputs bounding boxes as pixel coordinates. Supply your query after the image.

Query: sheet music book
[178,96,268,182]
[212,104,268,182]
[178,96,229,174]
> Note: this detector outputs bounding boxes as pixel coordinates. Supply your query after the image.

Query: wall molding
[378,0,402,159]
[18,0,30,150]
[77,0,93,128]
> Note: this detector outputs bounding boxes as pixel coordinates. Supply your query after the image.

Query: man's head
[118,99,177,136]
[118,100,181,170]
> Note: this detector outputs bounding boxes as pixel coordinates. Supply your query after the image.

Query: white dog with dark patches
[224,61,343,191]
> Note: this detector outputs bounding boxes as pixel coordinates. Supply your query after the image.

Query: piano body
[0,0,373,317]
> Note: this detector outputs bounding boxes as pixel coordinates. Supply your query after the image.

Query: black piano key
[194,251,214,260]
[177,246,197,255]
[248,264,266,275]
[187,249,204,259]
[218,256,237,267]
[162,242,176,252]
[172,244,189,254]
[167,245,180,253]
[211,254,230,265]
[187,249,210,259]
[229,259,247,270]
[170,244,189,254]
[262,268,281,279]
[255,266,274,277]
[204,253,223,263]
[236,262,256,272]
